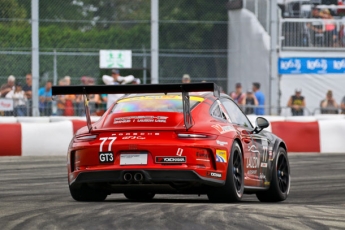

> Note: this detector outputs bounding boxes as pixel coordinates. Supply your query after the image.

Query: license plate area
[120,152,148,165]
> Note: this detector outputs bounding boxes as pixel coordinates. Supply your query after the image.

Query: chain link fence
[0,0,228,88]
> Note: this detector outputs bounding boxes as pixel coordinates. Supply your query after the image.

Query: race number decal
[99,137,117,152]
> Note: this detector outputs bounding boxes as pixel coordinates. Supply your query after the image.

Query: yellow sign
[216,150,227,163]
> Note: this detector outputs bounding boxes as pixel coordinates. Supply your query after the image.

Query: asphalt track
[0,154,345,230]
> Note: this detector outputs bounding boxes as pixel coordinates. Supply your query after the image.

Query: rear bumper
[70,169,225,188]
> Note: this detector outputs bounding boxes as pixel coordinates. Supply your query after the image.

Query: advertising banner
[99,50,132,69]
[278,57,345,74]
[0,99,14,111]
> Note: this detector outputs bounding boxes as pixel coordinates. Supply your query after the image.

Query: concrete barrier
[0,115,344,155]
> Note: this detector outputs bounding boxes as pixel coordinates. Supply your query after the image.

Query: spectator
[102,69,134,110]
[23,73,32,116]
[0,75,15,98]
[230,83,245,106]
[244,90,258,115]
[131,78,141,84]
[56,79,67,116]
[5,82,27,116]
[39,81,53,116]
[182,74,191,83]
[287,89,305,116]
[320,90,338,114]
[319,9,338,47]
[64,76,71,86]
[341,94,345,114]
[252,82,265,115]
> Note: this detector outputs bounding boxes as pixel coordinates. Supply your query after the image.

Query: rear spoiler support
[83,87,93,132]
[52,83,220,132]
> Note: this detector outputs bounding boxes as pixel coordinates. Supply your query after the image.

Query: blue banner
[278,57,345,74]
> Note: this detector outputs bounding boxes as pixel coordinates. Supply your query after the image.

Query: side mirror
[253,117,269,133]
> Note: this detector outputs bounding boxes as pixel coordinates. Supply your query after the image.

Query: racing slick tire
[124,192,155,201]
[256,147,290,202]
[69,184,108,202]
[207,141,244,203]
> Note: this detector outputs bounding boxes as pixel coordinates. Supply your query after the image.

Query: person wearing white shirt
[102,69,135,110]
[6,82,27,116]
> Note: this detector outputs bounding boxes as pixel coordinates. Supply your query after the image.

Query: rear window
[112,95,204,113]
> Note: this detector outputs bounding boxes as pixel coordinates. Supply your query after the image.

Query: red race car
[52,83,290,202]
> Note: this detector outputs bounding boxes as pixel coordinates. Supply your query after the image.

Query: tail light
[176,132,217,140]
[75,134,98,142]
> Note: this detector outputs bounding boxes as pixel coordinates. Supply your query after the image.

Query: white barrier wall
[0,115,344,155]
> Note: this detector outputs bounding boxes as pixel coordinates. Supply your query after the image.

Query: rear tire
[256,147,290,202]
[207,141,244,203]
[124,192,155,201]
[69,184,107,202]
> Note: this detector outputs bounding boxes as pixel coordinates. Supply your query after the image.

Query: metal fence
[280,18,345,50]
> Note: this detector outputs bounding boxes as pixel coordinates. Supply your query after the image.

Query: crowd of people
[0,70,140,117]
[1,72,345,116]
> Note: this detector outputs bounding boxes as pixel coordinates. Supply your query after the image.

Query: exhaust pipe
[124,173,133,182]
[134,173,144,182]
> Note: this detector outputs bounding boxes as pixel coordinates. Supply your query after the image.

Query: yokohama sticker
[207,171,222,178]
[156,156,186,163]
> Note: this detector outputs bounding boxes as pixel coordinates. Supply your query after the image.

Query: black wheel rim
[277,153,289,193]
[232,150,242,194]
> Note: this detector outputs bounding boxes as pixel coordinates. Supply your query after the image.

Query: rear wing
[52,83,221,132]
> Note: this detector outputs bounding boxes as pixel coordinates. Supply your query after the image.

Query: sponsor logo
[99,152,114,163]
[207,171,222,178]
[306,59,327,70]
[264,181,270,186]
[196,151,209,159]
[269,147,273,161]
[333,59,345,70]
[156,156,186,163]
[114,116,168,124]
[176,148,183,156]
[261,162,267,168]
[216,150,227,163]
[122,136,146,140]
[216,140,228,146]
[259,173,266,180]
[246,156,260,168]
[248,145,260,154]
[212,124,234,134]
[280,59,301,71]
[247,170,257,175]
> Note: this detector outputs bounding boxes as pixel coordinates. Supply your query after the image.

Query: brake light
[75,134,98,141]
[177,133,217,139]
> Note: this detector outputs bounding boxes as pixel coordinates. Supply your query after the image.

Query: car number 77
[99,137,117,152]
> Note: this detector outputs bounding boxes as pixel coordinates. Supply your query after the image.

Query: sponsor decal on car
[212,124,234,134]
[176,148,183,156]
[99,152,114,163]
[207,171,222,178]
[122,136,146,140]
[246,156,260,168]
[259,173,266,180]
[269,147,273,161]
[216,140,228,146]
[114,116,168,124]
[264,181,270,186]
[247,170,257,175]
[155,156,186,163]
[261,163,267,168]
[216,149,227,163]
